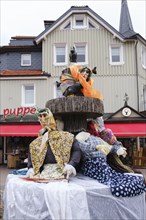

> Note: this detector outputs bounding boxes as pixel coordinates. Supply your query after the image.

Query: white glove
[26,168,34,177]
[63,163,76,180]
[117,147,127,158]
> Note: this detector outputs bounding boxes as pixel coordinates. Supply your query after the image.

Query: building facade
[34,4,146,113]
[0,1,146,167]
[0,36,46,165]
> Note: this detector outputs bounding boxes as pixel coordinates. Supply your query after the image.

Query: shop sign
[3,107,36,118]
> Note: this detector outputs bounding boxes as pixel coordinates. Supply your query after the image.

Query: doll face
[38,111,50,128]
[80,67,91,81]
[38,109,57,131]
[81,70,88,79]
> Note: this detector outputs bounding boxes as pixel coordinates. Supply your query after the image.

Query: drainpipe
[134,39,139,111]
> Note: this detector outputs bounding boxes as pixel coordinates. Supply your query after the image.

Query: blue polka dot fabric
[81,157,146,197]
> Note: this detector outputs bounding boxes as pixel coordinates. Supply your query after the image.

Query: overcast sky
[0,0,146,46]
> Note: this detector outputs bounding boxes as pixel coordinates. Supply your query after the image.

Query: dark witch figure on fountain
[57,46,103,101]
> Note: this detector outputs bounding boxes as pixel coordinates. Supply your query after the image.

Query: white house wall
[93,75,138,112]
[0,79,51,114]
[39,15,146,112]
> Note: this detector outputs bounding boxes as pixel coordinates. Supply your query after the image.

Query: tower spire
[119,0,136,37]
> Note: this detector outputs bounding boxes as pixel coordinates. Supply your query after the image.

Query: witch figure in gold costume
[26,108,82,180]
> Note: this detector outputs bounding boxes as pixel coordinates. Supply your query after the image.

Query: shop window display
[6,137,35,168]
[118,138,146,167]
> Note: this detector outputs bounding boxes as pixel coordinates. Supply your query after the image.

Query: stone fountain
[46,96,103,134]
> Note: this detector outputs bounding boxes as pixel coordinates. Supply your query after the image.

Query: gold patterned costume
[29,108,74,178]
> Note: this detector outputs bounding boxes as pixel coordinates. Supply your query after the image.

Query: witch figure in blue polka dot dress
[75,117,146,197]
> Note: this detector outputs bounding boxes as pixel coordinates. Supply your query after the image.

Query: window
[142,46,146,69]
[61,19,72,30]
[143,85,146,110]
[54,44,67,65]
[21,54,31,66]
[22,84,35,106]
[112,47,120,62]
[76,19,83,26]
[87,17,99,29]
[89,22,95,28]
[64,22,71,29]
[61,15,99,30]
[73,15,85,29]
[75,44,87,63]
[110,45,124,65]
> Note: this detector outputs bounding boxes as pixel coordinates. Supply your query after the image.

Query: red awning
[0,124,41,136]
[105,123,146,137]
[0,123,145,137]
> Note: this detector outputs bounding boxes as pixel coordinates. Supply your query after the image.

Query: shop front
[0,105,146,168]
[0,123,41,167]
[0,107,41,167]
[105,105,146,168]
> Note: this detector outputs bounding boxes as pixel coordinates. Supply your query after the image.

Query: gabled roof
[106,104,146,123]
[35,5,125,44]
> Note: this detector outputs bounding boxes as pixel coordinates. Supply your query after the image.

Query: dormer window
[21,54,31,66]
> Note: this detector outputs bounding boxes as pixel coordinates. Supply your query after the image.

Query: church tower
[119,0,136,37]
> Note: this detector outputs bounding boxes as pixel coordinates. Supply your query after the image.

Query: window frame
[74,43,87,64]
[54,44,67,66]
[61,15,99,30]
[87,17,99,29]
[73,15,86,29]
[21,84,35,107]
[109,44,124,65]
[21,54,31,66]
[143,85,146,110]
[142,46,146,69]
[61,18,72,30]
